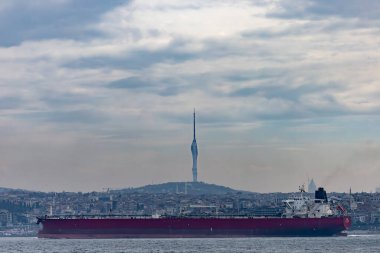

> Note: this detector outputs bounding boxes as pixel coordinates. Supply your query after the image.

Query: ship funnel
[315,187,328,203]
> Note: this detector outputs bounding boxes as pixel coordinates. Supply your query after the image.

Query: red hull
[38,216,351,238]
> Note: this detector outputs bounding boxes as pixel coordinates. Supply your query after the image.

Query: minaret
[191,110,198,182]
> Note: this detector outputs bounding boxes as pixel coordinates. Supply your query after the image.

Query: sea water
[1,233,379,253]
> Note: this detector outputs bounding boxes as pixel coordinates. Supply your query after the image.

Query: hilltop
[117,181,248,195]
[0,187,12,193]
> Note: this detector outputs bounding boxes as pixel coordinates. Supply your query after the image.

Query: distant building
[308,179,316,194]
[191,110,198,182]
[376,187,380,193]
[0,210,12,227]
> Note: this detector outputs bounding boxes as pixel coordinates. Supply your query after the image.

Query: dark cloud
[225,69,285,82]
[107,76,186,97]
[108,77,152,89]
[19,109,107,124]
[306,0,380,20]
[242,1,380,40]
[270,0,380,20]
[242,22,358,39]
[0,0,127,46]
[242,29,293,39]
[157,86,182,97]
[64,41,197,70]
[225,83,354,120]
[0,96,23,109]
[229,83,339,101]
[41,92,99,107]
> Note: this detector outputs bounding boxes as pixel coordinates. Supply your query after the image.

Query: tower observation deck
[191,110,198,182]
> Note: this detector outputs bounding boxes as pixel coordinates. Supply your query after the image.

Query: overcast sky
[0,0,380,192]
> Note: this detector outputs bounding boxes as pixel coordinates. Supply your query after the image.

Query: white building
[308,179,317,194]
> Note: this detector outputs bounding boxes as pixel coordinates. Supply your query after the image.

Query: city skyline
[0,1,380,192]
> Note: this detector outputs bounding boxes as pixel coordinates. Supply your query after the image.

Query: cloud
[108,77,151,89]
[0,0,380,191]
[18,109,107,125]
[1,0,379,127]
[0,96,23,110]
[40,92,98,107]
[97,0,267,40]
[310,0,380,20]
[0,0,125,46]
[64,40,197,71]
[106,76,186,97]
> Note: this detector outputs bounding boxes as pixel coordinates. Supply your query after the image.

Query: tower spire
[193,109,196,140]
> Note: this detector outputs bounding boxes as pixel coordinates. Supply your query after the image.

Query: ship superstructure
[283,187,334,218]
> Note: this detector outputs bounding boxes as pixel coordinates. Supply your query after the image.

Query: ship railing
[38,214,284,220]
[39,214,160,220]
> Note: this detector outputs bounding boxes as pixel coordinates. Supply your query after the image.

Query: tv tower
[191,109,198,182]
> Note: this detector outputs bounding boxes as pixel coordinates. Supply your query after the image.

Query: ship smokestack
[315,187,328,203]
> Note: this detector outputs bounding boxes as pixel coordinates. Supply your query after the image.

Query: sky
[0,0,380,193]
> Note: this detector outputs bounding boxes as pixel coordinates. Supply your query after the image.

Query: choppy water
[1,233,380,253]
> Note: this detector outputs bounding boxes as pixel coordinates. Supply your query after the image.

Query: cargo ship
[37,187,351,238]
